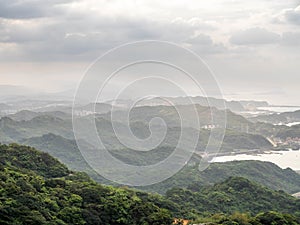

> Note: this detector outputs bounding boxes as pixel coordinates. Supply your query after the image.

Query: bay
[210,149,300,171]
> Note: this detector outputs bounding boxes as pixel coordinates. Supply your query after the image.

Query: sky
[0,0,300,105]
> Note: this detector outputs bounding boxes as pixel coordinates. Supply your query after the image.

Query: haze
[1,0,300,105]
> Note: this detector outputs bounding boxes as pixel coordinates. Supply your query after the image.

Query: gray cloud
[283,5,300,25]
[0,0,74,19]
[185,34,213,45]
[0,0,300,105]
[0,10,222,61]
[230,27,281,45]
[281,32,300,45]
[184,34,227,55]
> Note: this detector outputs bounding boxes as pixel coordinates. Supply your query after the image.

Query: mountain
[0,143,299,224]
[251,110,300,124]
[275,124,300,139]
[102,104,249,130]
[74,102,121,114]
[196,160,300,194]
[145,160,300,194]
[222,130,272,150]
[165,177,300,217]
[17,133,299,194]
[0,106,272,152]
[0,98,72,115]
[131,96,246,112]
[0,143,69,178]
[0,103,14,117]
[20,133,92,172]
[110,97,271,112]
[0,115,73,143]
[0,143,174,225]
[239,100,269,108]
[6,110,71,121]
[92,118,271,152]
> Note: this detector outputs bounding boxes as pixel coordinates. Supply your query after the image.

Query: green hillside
[0,143,174,225]
[17,134,300,194]
[101,104,249,130]
[276,124,300,139]
[7,110,71,121]
[166,177,300,218]
[0,143,299,224]
[0,105,274,152]
[144,160,300,194]
[0,116,73,143]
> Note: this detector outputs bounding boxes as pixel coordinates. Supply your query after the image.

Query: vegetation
[1,103,300,224]
[276,124,300,139]
[165,177,300,219]
[142,159,300,194]
[0,104,273,152]
[191,211,300,225]
[0,143,174,225]
[250,110,300,124]
[17,133,300,194]
[0,143,299,224]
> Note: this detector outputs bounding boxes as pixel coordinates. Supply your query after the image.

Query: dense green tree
[0,144,174,225]
[0,143,299,225]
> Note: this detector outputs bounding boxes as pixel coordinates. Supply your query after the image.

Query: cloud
[0,0,75,19]
[185,34,213,45]
[283,5,300,25]
[229,27,281,45]
[0,7,223,61]
[0,0,297,62]
[0,19,52,43]
[281,32,300,46]
[184,34,227,54]
[0,0,300,105]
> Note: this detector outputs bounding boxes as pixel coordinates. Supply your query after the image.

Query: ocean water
[258,106,300,113]
[286,122,300,127]
[210,150,300,171]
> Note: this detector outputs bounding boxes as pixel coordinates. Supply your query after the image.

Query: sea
[210,149,300,171]
[257,106,300,113]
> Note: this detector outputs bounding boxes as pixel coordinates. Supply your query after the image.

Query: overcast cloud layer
[0,0,300,105]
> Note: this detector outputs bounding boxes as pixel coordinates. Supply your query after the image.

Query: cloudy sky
[0,0,300,105]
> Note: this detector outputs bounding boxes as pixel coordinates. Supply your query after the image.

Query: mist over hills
[0,106,272,152]
[0,85,41,99]
[15,133,300,194]
[1,96,300,154]
[7,110,71,121]
[251,109,300,125]
[0,94,300,195]
[2,97,300,154]
[0,86,274,115]
[0,93,299,224]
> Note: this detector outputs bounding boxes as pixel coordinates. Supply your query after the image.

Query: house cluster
[272,137,300,150]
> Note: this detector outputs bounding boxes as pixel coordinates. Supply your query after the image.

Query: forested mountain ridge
[17,133,300,194]
[0,143,174,225]
[0,111,272,152]
[165,176,300,218]
[250,110,300,124]
[0,143,299,224]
